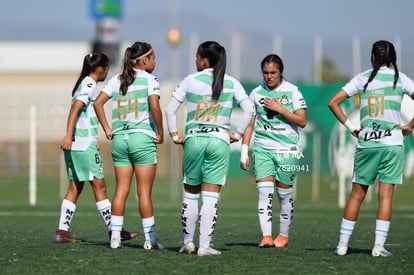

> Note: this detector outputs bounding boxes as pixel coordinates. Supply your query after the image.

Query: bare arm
[61,100,84,151]
[149,94,164,144]
[328,89,360,137]
[93,92,112,140]
[240,116,256,171]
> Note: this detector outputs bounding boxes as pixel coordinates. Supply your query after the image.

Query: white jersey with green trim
[102,69,160,138]
[171,68,249,144]
[250,80,306,151]
[343,66,414,148]
[71,76,99,151]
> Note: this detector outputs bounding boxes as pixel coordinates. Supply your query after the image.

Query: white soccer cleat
[334,242,348,256]
[143,240,164,250]
[197,246,221,256]
[371,244,392,257]
[179,241,196,254]
[110,238,122,249]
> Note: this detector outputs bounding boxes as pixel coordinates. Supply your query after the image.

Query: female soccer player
[55,53,137,243]
[329,40,414,257]
[165,41,255,256]
[240,54,307,248]
[94,42,164,250]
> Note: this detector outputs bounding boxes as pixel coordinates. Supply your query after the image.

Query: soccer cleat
[54,229,81,243]
[274,234,289,248]
[143,240,164,250]
[179,241,196,254]
[258,235,274,248]
[110,238,122,249]
[371,244,392,257]
[334,242,348,256]
[109,229,139,241]
[197,246,222,256]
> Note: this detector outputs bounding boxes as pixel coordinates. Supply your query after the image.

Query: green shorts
[64,144,104,182]
[111,132,157,167]
[353,145,404,185]
[252,146,300,185]
[183,136,229,186]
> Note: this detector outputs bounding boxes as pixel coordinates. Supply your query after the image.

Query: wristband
[172,135,179,141]
[240,144,249,163]
[344,119,358,133]
[234,132,242,141]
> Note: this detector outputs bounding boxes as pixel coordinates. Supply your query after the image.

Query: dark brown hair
[120,41,152,96]
[363,40,399,91]
[72,52,109,96]
[197,41,226,101]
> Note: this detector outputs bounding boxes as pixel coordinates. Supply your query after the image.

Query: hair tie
[133,48,153,62]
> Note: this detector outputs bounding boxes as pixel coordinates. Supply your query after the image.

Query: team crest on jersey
[279,95,292,105]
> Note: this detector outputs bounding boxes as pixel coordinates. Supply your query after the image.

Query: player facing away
[55,53,138,243]
[94,42,164,250]
[240,54,307,248]
[329,40,414,257]
[165,41,255,256]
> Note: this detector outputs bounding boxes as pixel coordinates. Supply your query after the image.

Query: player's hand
[172,136,184,144]
[264,97,282,113]
[105,129,113,140]
[60,135,72,151]
[397,125,413,137]
[240,159,249,171]
[350,128,362,138]
[154,134,164,144]
[227,130,241,143]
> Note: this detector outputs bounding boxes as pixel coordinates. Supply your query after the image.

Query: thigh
[183,137,205,185]
[274,152,300,186]
[111,134,130,166]
[203,138,229,185]
[128,133,158,166]
[253,147,277,181]
[67,145,104,182]
[134,164,156,196]
[378,146,404,184]
[353,147,380,185]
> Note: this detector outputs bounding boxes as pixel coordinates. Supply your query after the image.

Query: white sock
[257,181,274,237]
[142,216,157,243]
[374,219,390,246]
[199,191,219,248]
[96,199,111,231]
[110,215,123,240]
[277,187,293,237]
[181,192,200,245]
[339,218,356,245]
[58,199,76,231]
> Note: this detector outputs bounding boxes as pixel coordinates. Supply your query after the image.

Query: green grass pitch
[1,175,414,274]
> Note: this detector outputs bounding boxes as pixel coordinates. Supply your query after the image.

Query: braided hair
[120,42,152,95]
[363,40,399,91]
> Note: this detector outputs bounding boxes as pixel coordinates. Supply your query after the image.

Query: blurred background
[1,0,413,206]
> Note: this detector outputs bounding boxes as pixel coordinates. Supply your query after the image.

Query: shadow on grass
[305,247,371,256]
[225,242,258,247]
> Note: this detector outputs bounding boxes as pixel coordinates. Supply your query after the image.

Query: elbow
[327,98,336,111]
[298,120,306,128]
